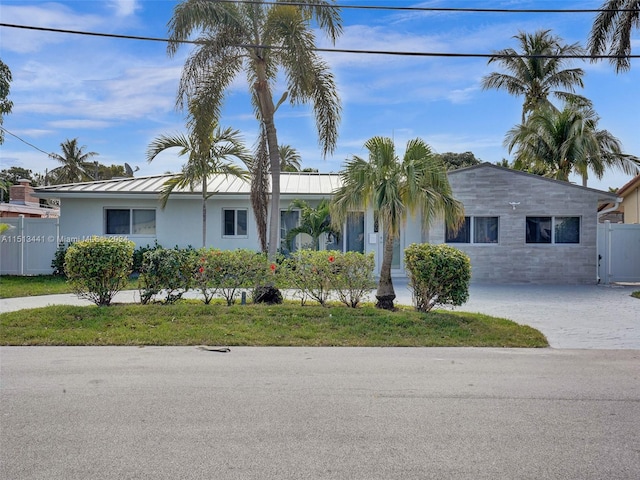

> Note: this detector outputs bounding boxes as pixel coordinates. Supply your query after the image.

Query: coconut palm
[588,0,640,73]
[482,30,590,123]
[147,121,251,248]
[279,144,302,172]
[285,198,337,251]
[167,0,342,258]
[331,137,464,310]
[505,104,640,186]
[48,138,97,184]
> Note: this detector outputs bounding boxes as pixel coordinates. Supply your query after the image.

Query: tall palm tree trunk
[266,120,281,259]
[376,230,396,309]
[201,177,207,248]
[254,65,281,259]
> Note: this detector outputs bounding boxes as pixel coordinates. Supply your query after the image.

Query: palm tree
[0,60,12,145]
[505,104,640,186]
[48,138,97,184]
[147,121,251,248]
[279,144,302,172]
[331,137,464,310]
[250,125,271,252]
[245,140,301,251]
[285,198,337,251]
[481,30,590,123]
[0,178,10,202]
[167,0,342,259]
[588,0,640,73]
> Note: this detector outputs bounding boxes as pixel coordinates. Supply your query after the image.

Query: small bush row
[62,238,471,311]
[281,250,376,307]
[63,238,377,308]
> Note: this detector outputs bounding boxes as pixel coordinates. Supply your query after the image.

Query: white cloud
[446,85,481,104]
[1,4,104,53]
[49,119,113,129]
[109,0,140,17]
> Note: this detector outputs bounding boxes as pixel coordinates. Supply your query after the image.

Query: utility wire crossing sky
[0,0,638,192]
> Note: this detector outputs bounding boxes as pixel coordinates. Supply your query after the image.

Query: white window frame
[446,216,499,244]
[222,208,248,238]
[104,208,156,236]
[526,216,580,244]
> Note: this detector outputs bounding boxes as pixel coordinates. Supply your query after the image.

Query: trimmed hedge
[404,243,471,312]
[64,236,135,306]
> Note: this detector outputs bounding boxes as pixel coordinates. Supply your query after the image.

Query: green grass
[0,302,548,348]
[0,275,137,298]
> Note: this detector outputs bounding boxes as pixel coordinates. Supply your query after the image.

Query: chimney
[9,179,38,206]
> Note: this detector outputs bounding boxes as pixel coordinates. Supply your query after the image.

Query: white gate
[597,221,640,284]
[0,216,59,275]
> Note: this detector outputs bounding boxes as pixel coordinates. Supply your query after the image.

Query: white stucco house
[33,163,619,284]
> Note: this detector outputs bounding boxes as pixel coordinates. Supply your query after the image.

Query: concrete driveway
[2,282,638,349]
[398,282,640,350]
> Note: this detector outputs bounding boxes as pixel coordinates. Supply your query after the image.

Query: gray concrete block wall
[429,165,603,284]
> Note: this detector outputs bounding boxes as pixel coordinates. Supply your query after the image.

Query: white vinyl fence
[0,216,59,275]
[597,221,640,284]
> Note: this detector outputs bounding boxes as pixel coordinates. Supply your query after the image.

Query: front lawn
[0,302,548,348]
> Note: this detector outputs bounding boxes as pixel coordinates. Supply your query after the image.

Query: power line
[1,23,637,60]
[0,126,52,156]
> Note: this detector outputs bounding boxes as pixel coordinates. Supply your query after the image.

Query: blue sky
[1,0,638,191]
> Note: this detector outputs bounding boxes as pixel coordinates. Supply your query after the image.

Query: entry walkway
[1,283,638,349]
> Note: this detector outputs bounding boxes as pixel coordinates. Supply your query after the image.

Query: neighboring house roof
[0,202,59,217]
[33,163,619,203]
[615,174,640,197]
[34,172,342,199]
[597,173,639,213]
[449,163,620,203]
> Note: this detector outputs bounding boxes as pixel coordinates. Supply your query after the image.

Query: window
[280,210,300,253]
[473,217,499,243]
[446,217,470,243]
[345,211,365,253]
[326,211,364,253]
[223,209,247,237]
[446,217,498,244]
[105,208,155,235]
[526,216,580,244]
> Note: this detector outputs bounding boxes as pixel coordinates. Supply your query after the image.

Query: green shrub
[211,249,269,306]
[404,243,471,312]
[64,236,135,306]
[283,250,341,306]
[193,248,223,304]
[138,247,196,304]
[331,251,376,308]
[132,241,162,274]
[51,242,71,276]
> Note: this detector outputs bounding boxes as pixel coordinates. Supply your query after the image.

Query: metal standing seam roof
[34,172,343,197]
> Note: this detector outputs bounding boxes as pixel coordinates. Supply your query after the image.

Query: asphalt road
[1,346,639,480]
